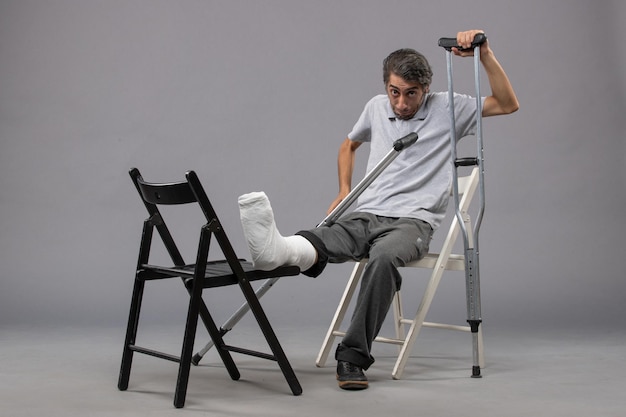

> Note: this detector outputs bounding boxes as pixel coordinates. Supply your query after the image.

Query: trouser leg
[337,254,402,369]
[300,213,432,370]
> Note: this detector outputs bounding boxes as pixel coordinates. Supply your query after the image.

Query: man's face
[386,73,427,120]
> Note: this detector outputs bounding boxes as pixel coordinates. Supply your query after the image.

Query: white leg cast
[238,192,316,271]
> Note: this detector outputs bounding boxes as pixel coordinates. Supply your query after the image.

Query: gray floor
[1,323,624,416]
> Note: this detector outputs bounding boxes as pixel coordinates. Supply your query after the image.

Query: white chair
[315,167,484,379]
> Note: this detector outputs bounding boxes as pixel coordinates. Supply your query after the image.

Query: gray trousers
[297,212,432,370]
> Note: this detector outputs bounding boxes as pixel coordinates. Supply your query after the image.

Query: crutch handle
[438,33,487,51]
[455,157,479,167]
[393,132,418,151]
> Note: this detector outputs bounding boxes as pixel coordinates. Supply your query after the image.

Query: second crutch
[192,132,419,365]
[438,32,487,378]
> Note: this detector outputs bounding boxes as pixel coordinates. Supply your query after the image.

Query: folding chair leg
[192,277,280,365]
[118,275,145,391]
[316,260,366,367]
[391,262,485,380]
[391,258,448,380]
[392,316,425,380]
[239,283,302,395]
[194,300,241,378]
[174,283,203,408]
[391,291,406,353]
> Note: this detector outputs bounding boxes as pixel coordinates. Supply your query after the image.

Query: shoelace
[339,361,361,374]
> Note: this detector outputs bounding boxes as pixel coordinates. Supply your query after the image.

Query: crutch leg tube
[439,33,486,378]
[192,131,419,365]
[318,132,417,227]
[191,277,279,365]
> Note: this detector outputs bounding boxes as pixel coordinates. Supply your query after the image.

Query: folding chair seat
[118,168,302,408]
[316,167,484,379]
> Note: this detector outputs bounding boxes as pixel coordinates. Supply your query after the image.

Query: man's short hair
[383,48,433,87]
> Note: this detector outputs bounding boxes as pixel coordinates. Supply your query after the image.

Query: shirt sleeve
[347,98,374,143]
[453,94,486,139]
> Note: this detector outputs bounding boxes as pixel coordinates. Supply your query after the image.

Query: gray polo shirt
[347,92,482,230]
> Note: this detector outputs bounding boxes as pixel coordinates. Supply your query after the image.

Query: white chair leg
[392,291,406,353]
[391,262,449,379]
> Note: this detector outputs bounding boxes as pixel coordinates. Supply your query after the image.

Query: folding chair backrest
[129,168,246,278]
[135,178,197,206]
[129,168,204,266]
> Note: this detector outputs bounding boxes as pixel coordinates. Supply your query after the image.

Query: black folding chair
[118,168,302,408]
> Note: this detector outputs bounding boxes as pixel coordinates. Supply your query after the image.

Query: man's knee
[363,253,403,291]
[368,245,410,268]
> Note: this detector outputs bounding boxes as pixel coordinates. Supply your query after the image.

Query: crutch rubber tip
[471,366,482,378]
[191,353,202,366]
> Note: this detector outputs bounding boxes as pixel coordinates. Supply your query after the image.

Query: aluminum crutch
[438,33,486,378]
[192,132,418,365]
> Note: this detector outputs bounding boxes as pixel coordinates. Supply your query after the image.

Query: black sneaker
[336,360,368,390]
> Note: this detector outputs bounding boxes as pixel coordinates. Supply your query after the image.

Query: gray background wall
[1,0,624,334]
